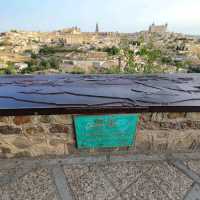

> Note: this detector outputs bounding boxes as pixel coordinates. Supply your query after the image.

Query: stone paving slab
[63,161,193,200]
[52,166,74,200]
[145,162,193,199]
[184,184,200,200]
[64,164,117,200]
[0,165,33,186]
[121,174,170,200]
[1,155,200,200]
[0,168,58,200]
[187,160,200,176]
[98,161,153,191]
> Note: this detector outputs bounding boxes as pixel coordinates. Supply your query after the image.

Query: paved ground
[1,154,200,200]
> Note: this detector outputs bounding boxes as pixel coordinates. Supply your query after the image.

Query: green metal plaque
[74,114,139,149]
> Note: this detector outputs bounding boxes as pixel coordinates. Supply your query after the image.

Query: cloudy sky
[0,0,200,34]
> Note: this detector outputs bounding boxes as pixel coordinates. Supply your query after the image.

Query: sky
[0,0,200,35]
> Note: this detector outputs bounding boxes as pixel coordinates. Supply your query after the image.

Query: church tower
[95,23,99,33]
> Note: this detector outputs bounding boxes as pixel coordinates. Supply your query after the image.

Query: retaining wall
[0,112,200,158]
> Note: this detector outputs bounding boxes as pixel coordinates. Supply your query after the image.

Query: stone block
[140,113,152,121]
[167,112,186,119]
[30,143,67,156]
[0,126,22,135]
[67,144,79,154]
[66,132,75,144]
[0,146,11,154]
[12,136,30,149]
[25,126,45,135]
[139,121,160,130]
[14,151,32,157]
[39,115,52,123]
[51,115,73,124]
[49,139,65,146]
[168,131,194,152]
[13,116,32,125]
[28,136,46,145]
[135,132,153,152]
[0,117,11,123]
[65,125,75,144]
[186,112,200,120]
[49,124,68,133]
[151,113,165,121]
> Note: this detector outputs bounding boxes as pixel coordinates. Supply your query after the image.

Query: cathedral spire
[95,23,99,33]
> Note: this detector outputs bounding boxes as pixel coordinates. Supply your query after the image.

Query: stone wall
[136,112,200,153]
[0,115,74,158]
[0,113,200,158]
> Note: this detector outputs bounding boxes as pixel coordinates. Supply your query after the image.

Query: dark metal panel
[0,74,199,116]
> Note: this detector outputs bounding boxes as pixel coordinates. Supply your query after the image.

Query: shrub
[39,46,83,55]
[161,56,173,64]
[21,57,60,74]
[48,57,60,69]
[188,66,200,73]
[102,46,120,56]
[31,53,37,59]
[70,66,85,74]
[10,29,18,33]
[0,41,11,46]
[0,65,16,75]
[100,66,121,74]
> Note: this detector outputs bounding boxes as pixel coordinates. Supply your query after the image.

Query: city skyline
[1,0,200,35]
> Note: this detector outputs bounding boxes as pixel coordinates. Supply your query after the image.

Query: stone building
[61,27,81,34]
[149,23,168,33]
